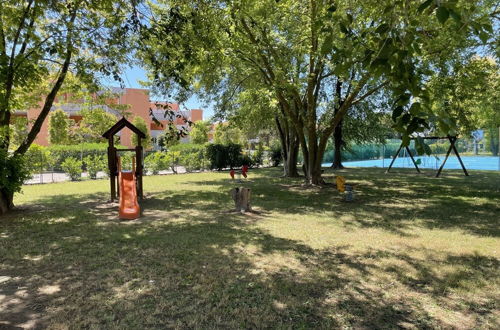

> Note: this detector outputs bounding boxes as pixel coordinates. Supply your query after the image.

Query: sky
[119,65,215,119]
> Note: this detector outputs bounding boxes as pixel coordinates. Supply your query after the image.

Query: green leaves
[436,6,449,24]
[375,24,390,35]
[392,106,404,122]
[418,0,433,13]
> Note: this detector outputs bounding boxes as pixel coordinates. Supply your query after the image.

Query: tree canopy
[138,0,497,183]
[0,0,136,213]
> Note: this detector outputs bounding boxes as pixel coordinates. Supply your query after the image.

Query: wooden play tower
[102,118,146,201]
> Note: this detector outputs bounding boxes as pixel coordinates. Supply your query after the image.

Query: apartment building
[13,88,203,148]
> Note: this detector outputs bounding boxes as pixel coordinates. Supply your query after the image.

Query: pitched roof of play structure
[102,117,146,139]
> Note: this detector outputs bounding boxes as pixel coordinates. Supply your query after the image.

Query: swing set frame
[386,136,469,177]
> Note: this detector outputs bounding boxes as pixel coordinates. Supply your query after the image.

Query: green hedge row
[25,143,124,172]
[144,143,259,174]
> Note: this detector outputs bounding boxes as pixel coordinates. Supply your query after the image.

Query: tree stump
[230,187,251,212]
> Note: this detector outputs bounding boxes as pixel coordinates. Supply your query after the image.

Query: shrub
[145,152,165,175]
[252,144,264,167]
[0,150,30,201]
[164,150,181,173]
[47,143,111,171]
[206,143,244,170]
[61,157,83,181]
[240,153,253,167]
[83,154,106,179]
[227,143,243,168]
[270,145,282,167]
[170,144,207,172]
[25,144,51,174]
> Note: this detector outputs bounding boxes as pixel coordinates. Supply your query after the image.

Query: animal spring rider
[230,165,249,181]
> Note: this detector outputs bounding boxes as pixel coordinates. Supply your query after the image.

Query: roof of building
[150,102,180,111]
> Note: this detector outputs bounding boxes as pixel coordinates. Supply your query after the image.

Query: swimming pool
[323,156,500,171]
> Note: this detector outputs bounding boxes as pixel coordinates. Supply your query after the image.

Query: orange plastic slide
[119,171,140,220]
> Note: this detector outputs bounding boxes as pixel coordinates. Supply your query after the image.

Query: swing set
[386,136,469,177]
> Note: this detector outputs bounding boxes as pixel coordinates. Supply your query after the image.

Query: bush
[0,150,30,200]
[270,145,282,167]
[251,144,264,167]
[164,150,181,173]
[180,152,204,172]
[25,144,51,174]
[170,144,207,172]
[83,154,106,179]
[47,143,111,171]
[145,152,165,175]
[206,143,244,170]
[240,153,253,167]
[61,157,83,181]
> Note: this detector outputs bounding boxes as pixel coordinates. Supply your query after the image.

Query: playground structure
[386,136,469,178]
[102,118,145,219]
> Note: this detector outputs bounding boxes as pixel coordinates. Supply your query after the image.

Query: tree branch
[352,80,388,105]
[16,9,77,155]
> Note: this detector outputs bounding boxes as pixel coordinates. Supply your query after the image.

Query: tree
[157,128,180,150]
[0,0,135,214]
[138,0,494,184]
[74,107,118,143]
[330,88,391,168]
[131,116,152,149]
[48,109,72,144]
[216,86,299,176]
[9,116,29,149]
[427,56,499,155]
[189,120,210,144]
[213,123,243,145]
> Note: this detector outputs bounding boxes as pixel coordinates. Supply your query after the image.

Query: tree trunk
[285,135,299,177]
[331,119,344,169]
[230,187,251,212]
[489,128,499,156]
[0,189,14,216]
[275,115,299,177]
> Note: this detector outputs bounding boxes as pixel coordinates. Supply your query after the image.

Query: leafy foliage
[9,116,29,149]
[0,0,137,211]
[213,123,243,145]
[131,116,152,149]
[48,109,73,145]
[137,0,496,184]
[61,157,83,181]
[206,143,244,170]
[46,143,119,171]
[189,120,210,144]
[74,108,118,143]
[145,152,166,175]
[24,144,51,174]
[0,150,30,196]
[83,154,106,180]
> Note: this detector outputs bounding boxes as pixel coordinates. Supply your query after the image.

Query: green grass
[1,167,499,328]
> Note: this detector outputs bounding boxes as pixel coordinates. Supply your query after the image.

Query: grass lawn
[1,167,499,328]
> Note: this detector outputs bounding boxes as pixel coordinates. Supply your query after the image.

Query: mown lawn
[1,167,499,328]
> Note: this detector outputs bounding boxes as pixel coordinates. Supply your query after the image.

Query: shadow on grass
[1,203,498,327]
[1,167,499,327]
[180,167,500,237]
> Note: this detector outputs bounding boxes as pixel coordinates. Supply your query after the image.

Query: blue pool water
[323,156,500,171]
